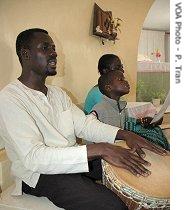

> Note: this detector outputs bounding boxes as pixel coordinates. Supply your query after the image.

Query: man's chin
[46,69,57,76]
[120,90,130,96]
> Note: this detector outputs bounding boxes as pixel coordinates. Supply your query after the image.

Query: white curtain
[138,29,165,62]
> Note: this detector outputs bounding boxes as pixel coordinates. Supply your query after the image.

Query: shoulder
[0,81,19,102]
[92,100,110,111]
[48,85,68,98]
[90,85,99,93]
[0,82,24,113]
[87,86,102,98]
[47,85,72,108]
[85,86,102,105]
[92,100,111,118]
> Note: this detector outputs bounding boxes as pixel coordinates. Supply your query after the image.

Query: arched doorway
[136,0,170,105]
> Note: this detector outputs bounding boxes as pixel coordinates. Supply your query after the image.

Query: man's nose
[123,76,128,83]
[50,50,57,58]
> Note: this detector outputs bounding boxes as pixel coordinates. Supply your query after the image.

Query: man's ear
[20,48,30,60]
[105,84,112,92]
[102,69,109,74]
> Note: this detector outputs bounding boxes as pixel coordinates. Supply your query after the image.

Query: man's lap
[22,159,128,210]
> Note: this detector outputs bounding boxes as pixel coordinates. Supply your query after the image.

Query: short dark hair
[16,28,48,64]
[98,54,119,75]
[98,71,116,96]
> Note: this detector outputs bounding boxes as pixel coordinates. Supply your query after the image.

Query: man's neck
[18,71,48,95]
[107,93,120,101]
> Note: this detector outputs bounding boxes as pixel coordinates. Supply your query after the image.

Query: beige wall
[0,0,154,104]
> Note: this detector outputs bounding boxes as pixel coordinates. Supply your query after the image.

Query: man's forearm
[116,129,133,140]
[86,143,106,160]
[86,129,143,160]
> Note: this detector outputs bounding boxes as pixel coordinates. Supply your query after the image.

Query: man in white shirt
[0,29,167,210]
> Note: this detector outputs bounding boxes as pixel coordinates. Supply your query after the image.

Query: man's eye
[42,45,55,51]
[43,46,48,51]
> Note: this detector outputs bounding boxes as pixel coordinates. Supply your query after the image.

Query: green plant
[136,80,167,103]
[136,80,148,101]
[150,89,167,103]
[136,80,145,93]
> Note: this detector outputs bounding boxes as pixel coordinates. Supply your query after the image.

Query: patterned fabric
[125,117,170,151]
[92,95,170,151]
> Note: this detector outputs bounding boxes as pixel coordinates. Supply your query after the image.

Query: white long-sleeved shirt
[0,80,119,195]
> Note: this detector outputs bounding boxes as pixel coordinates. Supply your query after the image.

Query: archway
[136,0,170,105]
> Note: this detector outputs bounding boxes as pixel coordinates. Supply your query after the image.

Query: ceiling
[143,0,170,31]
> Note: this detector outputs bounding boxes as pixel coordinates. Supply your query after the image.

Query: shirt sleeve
[0,96,89,174]
[71,104,119,143]
[57,89,119,143]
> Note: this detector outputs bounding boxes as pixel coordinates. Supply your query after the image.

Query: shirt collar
[15,79,50,98]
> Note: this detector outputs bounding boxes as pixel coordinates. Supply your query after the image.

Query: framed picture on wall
[93,3,117,41]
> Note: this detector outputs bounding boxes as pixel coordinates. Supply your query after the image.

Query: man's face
[28,32,57,76]
[110,71,130,96]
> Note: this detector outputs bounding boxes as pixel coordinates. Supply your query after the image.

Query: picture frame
[93,3,117,41]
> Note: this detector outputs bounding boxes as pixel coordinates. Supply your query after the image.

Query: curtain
[138,30,165,62]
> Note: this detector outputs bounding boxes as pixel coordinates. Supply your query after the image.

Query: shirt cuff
[59,145,89,173]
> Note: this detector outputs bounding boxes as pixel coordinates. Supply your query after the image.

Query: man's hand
[151,117,163,127]
[116,130,168,158]
[87,143,151,177]
[140,117,153,128]
[139,117,163,128]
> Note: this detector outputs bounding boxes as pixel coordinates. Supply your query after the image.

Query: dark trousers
[22,159,128,210]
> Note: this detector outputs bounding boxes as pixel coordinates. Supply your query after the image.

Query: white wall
[143,0,170,31]
[165,33,170,62]
[0,0,154,104]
